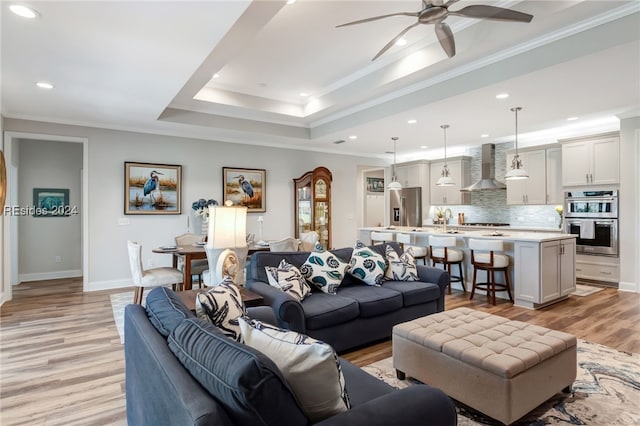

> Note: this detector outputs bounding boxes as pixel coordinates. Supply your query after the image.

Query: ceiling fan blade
[450,5,533,23]
[372,22,421,61]
[434,22,456,58]
[336,12,419,28]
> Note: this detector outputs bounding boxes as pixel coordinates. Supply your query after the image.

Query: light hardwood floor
[1,278,639,425]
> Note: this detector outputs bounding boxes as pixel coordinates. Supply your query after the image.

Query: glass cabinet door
[294,167,332,249]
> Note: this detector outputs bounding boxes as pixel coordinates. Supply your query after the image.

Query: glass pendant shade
[505,107,529,180]
[388,136,402,190]
[436,124,455,186]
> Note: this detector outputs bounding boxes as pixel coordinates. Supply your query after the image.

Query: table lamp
[204,206,248,286]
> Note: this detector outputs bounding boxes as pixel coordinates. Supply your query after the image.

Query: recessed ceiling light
[480,134,489,138]
[420,145,428,149]
[212,73,220,79]
[286,0,297,4]
[36,81,54,89]
[299,92,310,97]
[395,38,407,46]
[349,135,358,140]
[407,119,417,124]
[10,4,38,18]
[567,116,579,121]
[496,93,509,99]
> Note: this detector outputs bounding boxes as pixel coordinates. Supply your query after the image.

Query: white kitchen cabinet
[395,161,428,188]
[575,254,619,283]
[514,238,575,308]
[561,132,619,186]
[429,157,471,205]
[545,147,563,204]
[506,149,547,205]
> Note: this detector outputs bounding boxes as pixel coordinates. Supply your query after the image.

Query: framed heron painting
[124,162,182,215]
[222,167,266,213]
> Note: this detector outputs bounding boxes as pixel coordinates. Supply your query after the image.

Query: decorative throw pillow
[239,317,351,422]
[195,277,247,341]
[384,244,418,281]
[265,259,312,301]
[348,240,386,286]
[300,247,349,294]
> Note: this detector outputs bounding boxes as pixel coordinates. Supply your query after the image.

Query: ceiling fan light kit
[505,106,529,180]
[337,0,533,61]
[436,124,455,186]
[388,136,402,191]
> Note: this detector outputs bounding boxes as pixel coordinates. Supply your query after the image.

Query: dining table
[153,243,271,290]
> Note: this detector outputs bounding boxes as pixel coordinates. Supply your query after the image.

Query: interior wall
[0,115,4,304]
[17,139,83,281]
[3,118,386,291]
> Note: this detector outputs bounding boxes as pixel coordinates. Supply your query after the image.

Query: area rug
[110,291,146,344]
[362,340,640,425]
[572,284,605,297]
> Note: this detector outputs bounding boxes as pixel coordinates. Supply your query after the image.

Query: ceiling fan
[337,0,533,61]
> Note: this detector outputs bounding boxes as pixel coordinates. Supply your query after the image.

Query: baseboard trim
[618,281,639,293]
[19,270,82,282]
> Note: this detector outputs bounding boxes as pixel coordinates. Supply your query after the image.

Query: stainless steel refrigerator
[390,187,422,227]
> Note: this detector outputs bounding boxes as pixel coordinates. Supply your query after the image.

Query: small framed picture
[124,162,182,215]
[367,177,384,193]
[222,167,266,213]
[33,188,70,217]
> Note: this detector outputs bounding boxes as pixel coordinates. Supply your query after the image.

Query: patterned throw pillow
[384,244,418,281]
[195,277,247,341]
[348,240,387,286]
[300,246,349,294]
[265,259,312,301]
[239,317,351,422]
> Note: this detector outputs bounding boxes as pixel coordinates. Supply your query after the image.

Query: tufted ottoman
[392,307,576,425]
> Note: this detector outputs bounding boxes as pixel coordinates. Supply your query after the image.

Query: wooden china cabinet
[293,166,332,249]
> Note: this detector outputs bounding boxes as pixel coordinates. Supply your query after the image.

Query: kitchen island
[359,226,577,309]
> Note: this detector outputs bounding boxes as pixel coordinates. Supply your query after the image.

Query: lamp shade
[208,206,247,249]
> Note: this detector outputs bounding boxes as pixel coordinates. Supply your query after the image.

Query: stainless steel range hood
[460,144,506,192]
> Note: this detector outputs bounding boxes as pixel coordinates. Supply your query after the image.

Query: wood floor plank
[1,278,638,424]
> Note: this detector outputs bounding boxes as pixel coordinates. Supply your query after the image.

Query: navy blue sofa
[246,242,449,353]
[124,287,457,426]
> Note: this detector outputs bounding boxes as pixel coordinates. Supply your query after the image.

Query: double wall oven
[564,190,618,257]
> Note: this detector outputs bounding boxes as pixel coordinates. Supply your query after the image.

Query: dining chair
[175,232,208,288]
[127,240,183,304]
[299,231,320,251]
[269,237,300,252]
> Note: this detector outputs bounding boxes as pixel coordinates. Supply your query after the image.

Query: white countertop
[361,226,576,243]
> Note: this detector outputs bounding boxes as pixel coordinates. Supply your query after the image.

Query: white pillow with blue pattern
[348,240,387,286]
[265,259,311,301]
[300,244,349,294]
[384,244,418,281]
[195,276,247,341]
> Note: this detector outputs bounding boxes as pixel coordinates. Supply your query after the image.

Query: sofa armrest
[245,280,307,333]
[314,385,457,426]
[417,265,449,311]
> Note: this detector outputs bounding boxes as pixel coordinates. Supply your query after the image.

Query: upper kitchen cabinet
[545,147,563,204]
[293,166,332,249]
[561,132,619,186]
[506,149,547,205]
[395,161,429,188]
[430,156,471,205]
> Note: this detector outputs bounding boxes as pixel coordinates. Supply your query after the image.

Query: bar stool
[370,231,394,244]
[395,233,428,265]
[429,235,465,293]
[468,239,513,305]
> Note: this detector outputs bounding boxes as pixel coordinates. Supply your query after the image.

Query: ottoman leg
[562,384,573,393]
[396,369,406,380]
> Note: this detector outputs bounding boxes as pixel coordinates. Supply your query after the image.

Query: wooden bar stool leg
[470,267,477,300]
[457,262,465,293]
[504,269,514,302]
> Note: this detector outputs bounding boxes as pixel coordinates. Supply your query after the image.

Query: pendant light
[388,136,402,190]
[505,106,529,180]
[436,124,455,186]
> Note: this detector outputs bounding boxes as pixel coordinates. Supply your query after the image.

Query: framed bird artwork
[124,162,182,215]
[222,167,266,213]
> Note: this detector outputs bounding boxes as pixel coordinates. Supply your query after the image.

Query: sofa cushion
[348,241,387,286]
[168,318,307,426]
[303,293,360,330]
[196,279,246,341]
[301,248,350,294]
[239,317,351,422]
[265,259,312,301]
[382,281,441,307]
[337,286,403,318]
[145,287,195,337]
[384,245,418,281]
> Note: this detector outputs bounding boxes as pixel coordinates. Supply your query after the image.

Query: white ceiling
[2,1,639,162]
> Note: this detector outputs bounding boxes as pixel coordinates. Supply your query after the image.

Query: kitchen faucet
[443,208,453,232]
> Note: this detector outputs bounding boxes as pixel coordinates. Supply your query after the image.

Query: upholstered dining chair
[175,232,208,288]
[268,237,300,252]
[299,231,320,251]
[127,240,183,304]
